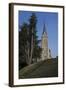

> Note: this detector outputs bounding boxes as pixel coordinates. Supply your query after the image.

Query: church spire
[43,23,47,34]
[42,23,48,38]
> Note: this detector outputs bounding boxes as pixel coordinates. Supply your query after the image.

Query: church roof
[43,24,47,34]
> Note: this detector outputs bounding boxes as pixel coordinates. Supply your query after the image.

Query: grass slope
[19,58,58,79]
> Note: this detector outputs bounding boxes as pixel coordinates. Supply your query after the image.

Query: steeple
[42,23,47,38]
[43,24,47,34]
[41,23,52,61]
[41,23,48,60]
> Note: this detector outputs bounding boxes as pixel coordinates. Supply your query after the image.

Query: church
[41,24,52,60]
[37,24,52,62]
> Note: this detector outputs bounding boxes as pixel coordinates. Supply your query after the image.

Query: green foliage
[19,13,42,69]
[19,23,29,69]
[29,13,37,28]
[29,13,41,62]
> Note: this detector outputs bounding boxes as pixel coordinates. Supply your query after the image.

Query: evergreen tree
[29,13,42,63]
[19,23,29,69]
[19,13,42,69]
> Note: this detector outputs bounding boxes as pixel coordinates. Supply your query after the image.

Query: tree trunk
[29,27,34,64]
[26,40,30,65]
[25,29,30,65]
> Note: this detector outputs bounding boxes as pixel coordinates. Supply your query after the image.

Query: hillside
[19,58,58,79]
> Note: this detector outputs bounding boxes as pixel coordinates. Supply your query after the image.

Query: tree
[29,13,42,63]
[28,13,37,64]
[19,13,42,69]
[19,23,29,69]
[32,40,42,62]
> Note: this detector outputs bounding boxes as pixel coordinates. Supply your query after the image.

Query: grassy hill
[19,58,58,79]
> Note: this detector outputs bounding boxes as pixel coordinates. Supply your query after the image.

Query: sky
[19,11,58,58]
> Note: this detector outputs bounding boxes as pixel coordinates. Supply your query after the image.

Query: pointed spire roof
[43,23,47,34]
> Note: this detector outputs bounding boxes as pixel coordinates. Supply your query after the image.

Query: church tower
[41,24,48,60]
